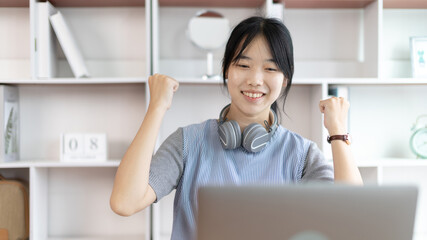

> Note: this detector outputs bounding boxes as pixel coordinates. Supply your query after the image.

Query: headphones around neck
[218,104,278,153]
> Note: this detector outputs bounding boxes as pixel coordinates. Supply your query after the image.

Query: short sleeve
[301,142,334,183]
[149,128,184,202]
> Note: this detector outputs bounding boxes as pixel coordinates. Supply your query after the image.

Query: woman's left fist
[319,97,350,136]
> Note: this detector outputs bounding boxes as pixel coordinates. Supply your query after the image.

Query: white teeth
[243,92,263,98]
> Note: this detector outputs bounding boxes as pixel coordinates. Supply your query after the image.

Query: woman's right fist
[148,74,179,111]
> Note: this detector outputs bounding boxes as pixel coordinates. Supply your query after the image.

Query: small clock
[410,115,427,159]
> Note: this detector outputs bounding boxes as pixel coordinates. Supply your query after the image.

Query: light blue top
[149,119,333,240]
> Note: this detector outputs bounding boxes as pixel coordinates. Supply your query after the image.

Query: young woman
[110,16,363,240]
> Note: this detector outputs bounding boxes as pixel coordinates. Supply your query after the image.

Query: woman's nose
[247,69,263,86]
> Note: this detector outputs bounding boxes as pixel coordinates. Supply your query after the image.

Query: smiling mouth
[242,91,265,99]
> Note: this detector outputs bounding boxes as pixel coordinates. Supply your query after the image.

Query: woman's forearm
[331,140,363,185]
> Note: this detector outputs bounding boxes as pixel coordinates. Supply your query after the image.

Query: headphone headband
[219,103,231,124]
[219,104,278,133]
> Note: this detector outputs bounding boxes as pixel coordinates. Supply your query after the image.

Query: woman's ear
[282,78,288,87]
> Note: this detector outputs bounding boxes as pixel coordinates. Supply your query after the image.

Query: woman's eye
[238,64,249,68]
[266,68,277,71]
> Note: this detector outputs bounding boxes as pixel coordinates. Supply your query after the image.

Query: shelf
[0,162,30,169]
[158,0,378,8]
[0,0,28,7]
[177,78,222,85]
[47,236,145,240]
[326,78,427,85]
[283,0,375,8]
[158,0,265,8]
[45,0,145,7]
[287,6,379,78]
[384,0,427,9]
[357,158,427,167]
[295,78,427,85]
[0,78,147,85]
[0,160,121,168]
[293,78,338,85]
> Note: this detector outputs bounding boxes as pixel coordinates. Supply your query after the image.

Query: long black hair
[222,16,294,116]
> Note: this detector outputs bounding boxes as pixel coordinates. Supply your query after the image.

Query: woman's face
[227,35,286,120]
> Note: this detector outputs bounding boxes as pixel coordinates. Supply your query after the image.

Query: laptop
[197,184,418,240]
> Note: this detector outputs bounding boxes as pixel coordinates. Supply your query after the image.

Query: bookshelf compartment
[284,2,380,78]
[0,7,31,79]
[35,3,148,79]
[280,84,325,147]
[158,83,230,142]
[18,84,146,161]
[382,8,427,78]
[347,85,427,160]
[32,167,148,239]
[155,6,259,79]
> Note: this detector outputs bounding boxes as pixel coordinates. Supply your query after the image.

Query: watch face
[410,128,427,158]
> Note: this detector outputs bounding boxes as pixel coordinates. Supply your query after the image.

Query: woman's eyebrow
[238,55,251,60]
[239,55,275,63]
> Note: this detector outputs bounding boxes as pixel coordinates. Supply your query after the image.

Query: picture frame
[0,85,19,162]
[410,36,427,78]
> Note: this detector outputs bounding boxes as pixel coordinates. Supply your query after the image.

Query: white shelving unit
[152,1,427,240]
[1,0,427,239]
[1,0,151,239]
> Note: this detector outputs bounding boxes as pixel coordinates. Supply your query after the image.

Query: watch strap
[327,134,350,145]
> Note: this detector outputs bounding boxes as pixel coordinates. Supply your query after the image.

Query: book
[49,11,90,78]
[37,1,58,78]
[0,85,19,162]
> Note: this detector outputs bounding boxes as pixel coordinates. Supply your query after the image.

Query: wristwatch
[327,134,351,145]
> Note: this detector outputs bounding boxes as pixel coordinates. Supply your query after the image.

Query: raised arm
[319,97,363,185]
[110,74,179,216]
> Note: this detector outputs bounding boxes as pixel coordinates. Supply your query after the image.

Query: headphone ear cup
[219,120,242,149]
[242,123,270,153]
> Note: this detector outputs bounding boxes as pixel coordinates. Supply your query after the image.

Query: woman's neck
[226,104,271,132]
